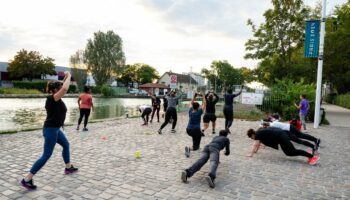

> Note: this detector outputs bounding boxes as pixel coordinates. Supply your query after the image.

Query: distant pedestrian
[202,91,219,134]
[295,94,309,130]
[139,105,152,125]
[181,130,230,188]
[223,86,243,133]
[21,71,78,190]
[76,86,94,131]
[185,92,206,157]
[158,90,182,134]
[246,128,319,165]
[150,94,161,123]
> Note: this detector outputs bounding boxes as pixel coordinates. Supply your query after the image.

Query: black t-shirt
[205,93,219,114]
[43,95,67,128]
[255,127,285,150]
[209,136,230,154]
[224,93,239,106]
[152,97,161,106]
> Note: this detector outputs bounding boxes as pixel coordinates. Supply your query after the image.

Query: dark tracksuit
[186,136,230,180]
[160,93,182,130]
[223,92,241,129]
[289,125,318,144]
[151,97,161,122]
[203,93,219,123]
[255,128,313,158]
[140,106,152,123]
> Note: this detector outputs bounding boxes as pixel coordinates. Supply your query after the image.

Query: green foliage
[118,63,159,86]
[0,88,42,94]
[201,60,247,92]
[257,79,316,121]
[84,30,126,86]
[100,85,114,97]
[324,1,350,94]
[13,81,76,93]
[335,93,350,109]
[7,49,56,80]
[70,50,88,91]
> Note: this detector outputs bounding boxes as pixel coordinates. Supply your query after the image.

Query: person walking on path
[264,115,321,151]
[21,71,78,190]
[139,105,152,125]
[223,86,243,133]
[295,94,309,130]
[185,92,206,157]
[202,91,219,135]
[150,94,161,123]
[246,127,319,165]
[181,130,230,188]
[158,89,182,134]
[76,86,94,131]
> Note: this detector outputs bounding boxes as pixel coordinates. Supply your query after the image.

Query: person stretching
[181,130,230,188]
[202,91,219,134]
[185,93,206,157]
[265,115,321,151]
[246,128,319,165]
[158,90,182,134]
[139,105,152,125]
[223,86,243,133]
[150,94,161,123]
[77,86,94,131]
[21,71,78,190]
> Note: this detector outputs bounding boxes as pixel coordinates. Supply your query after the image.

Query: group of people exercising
[20,73,321,190]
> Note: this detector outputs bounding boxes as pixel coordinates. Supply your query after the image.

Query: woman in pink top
[77,86,94,131]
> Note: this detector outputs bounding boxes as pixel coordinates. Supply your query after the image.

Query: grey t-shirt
[166,93,182,108]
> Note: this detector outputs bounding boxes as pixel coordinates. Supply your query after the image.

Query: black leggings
[290,126,318,143]
[151,105,160,121]
[186,128,202,150]
[141,108,152,123]
[78,108,91,128]
[223,105,233,129]
[279,134,313,158]
[288,132,315,149]
[160,107,177,130]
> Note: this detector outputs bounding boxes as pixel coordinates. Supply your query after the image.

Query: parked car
[129,89,148,96]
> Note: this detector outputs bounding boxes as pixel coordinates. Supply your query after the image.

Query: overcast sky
[0,0,347,75]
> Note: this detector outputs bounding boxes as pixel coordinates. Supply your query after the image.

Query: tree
[245,0,311,86]
[323,1,350,94]
[8,49,56,80]
[84,30,126,86]
[70,50,88,91]
[201,60,245,92]
[135,63,160,85]
[118,64,137,87]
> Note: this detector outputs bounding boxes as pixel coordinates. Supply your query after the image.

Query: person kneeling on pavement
[181,130,230,188]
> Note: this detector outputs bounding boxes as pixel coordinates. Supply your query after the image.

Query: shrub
[335,93,350,109]
[0,88,41,94]
[100,85,114,97]
[256,79,316,121]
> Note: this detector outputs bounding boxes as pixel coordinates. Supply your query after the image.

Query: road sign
[170,75,177,89]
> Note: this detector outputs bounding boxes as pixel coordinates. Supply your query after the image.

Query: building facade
[158,72,198,93]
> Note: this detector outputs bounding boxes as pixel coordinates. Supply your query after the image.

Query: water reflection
[1,98,150,131]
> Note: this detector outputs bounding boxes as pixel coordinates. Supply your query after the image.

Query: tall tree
[84,30,126,86]
[323,1,350,94]
[135,63,160,85]
[8,49,56,81]
[245,0,310,86]
[70,50,88,90]
[118,64,137,87]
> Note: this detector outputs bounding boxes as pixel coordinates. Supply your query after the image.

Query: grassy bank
[0,88,42,94]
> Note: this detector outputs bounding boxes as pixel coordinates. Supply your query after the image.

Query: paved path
[0,114,349,199]
[322,103,350,127]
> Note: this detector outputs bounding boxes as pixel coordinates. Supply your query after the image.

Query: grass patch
[0,88,42,94]
[217,110,264,121]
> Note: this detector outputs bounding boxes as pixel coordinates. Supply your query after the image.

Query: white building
[158,72,198,93]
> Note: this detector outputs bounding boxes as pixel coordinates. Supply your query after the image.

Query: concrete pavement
[322,103,350,127]
[0,114,349,199]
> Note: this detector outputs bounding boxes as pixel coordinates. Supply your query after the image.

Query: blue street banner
[304,20,320,58]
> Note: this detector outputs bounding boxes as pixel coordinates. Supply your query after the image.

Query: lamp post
[314,0,327,128]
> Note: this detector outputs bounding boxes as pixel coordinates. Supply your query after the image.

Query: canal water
[0,98,152,131]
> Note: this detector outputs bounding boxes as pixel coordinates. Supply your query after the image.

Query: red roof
[139,83,169,89]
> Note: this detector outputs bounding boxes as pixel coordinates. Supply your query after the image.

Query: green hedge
[335,93,350,109]
[13,81,77,93]
[0,88,42,94]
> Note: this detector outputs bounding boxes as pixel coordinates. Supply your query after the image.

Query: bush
[256,79,316,121]
[100,85,114,97]
[335,93,350,109]
[13,81,77,93]
[0,88,42,94]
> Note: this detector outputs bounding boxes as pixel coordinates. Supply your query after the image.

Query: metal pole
[314,0,326,128]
